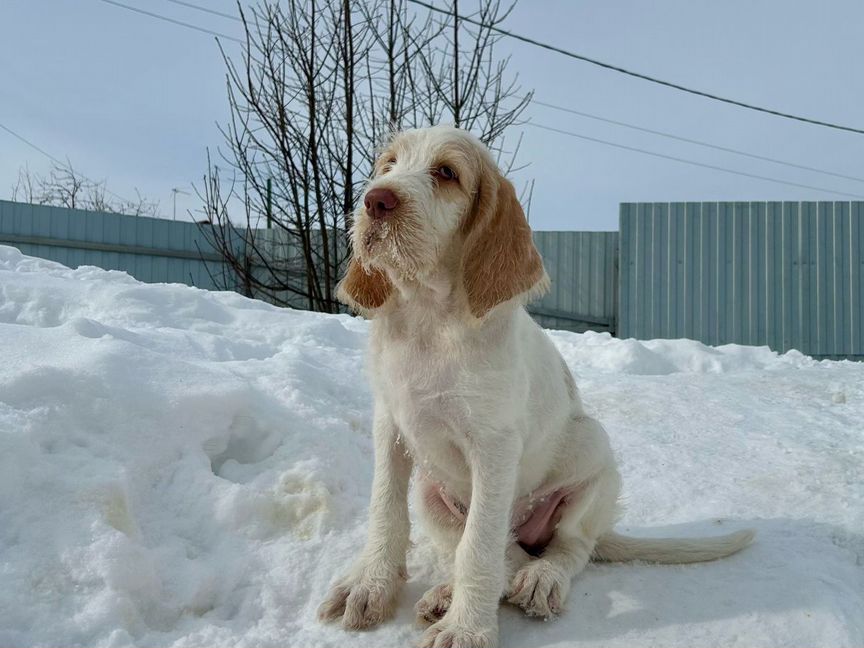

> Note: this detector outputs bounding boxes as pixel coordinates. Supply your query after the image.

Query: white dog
[318,125,754,648]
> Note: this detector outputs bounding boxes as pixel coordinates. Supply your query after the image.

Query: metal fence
[532,231,618,332]
[0,200,237,290]
[0,200,618,334]
[6,199,861,358]
[619,202,864,359]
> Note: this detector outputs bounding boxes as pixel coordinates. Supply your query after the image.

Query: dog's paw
[418,616,497,648]
[415,582,452,626]
[507,559,570,619]
[317,561,406,630]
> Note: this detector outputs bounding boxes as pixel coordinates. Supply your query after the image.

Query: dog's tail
[593,528,755,564]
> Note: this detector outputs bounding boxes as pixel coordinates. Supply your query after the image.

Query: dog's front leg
[318,407,412,629]
[419,431,521,648]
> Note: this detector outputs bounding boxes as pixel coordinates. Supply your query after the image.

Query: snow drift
[0,245,861,647]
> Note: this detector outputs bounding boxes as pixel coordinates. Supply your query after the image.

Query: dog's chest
[375,338,470,427]
[372,333,474,481]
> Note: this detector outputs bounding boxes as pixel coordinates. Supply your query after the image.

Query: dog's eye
[381,158,396,174]
[435,166,457,181]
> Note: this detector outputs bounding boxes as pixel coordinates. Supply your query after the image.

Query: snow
[0,243,862,648]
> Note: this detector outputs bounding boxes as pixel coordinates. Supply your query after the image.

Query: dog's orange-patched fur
[338,259,392,312]
[461,169,548,319]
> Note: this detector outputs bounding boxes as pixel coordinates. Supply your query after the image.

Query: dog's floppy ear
[337,258,393,313]
[461,165,548,319]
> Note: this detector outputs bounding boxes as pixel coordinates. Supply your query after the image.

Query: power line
[161,0,242,22]
[0,123,64,167]
[408,0,864,136]
[533,99,864,185]
[527,121,864,200]
[80,0,864,199]
[0,120,138,206]
[97,0,243,43]
[100,0,864,139]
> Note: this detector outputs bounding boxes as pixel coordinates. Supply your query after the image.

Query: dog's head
[339,125,548,319]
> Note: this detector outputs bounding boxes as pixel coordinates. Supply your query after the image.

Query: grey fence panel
[0,200,237,291]
[1,201,620,333]
[619,201,864,359]
[530,231,618,333]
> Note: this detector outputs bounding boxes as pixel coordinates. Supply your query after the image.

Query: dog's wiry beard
[352,206,438,281]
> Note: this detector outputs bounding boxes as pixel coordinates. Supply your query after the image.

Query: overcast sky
[1,0,862,230]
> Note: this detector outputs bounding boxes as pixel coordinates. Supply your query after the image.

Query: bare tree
[410,0,532,170]
[85,179,110,213]
[11,164,48,204]
[47,161,88,209]
[199,0,532,313]
[9,160,160,217]
[113,189,161,218]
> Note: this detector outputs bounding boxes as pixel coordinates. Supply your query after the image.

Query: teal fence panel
[619,202,864,359]
[6,199,862,358]
[0,200,621,334]
[0,200,238,291]
[531,231,619,333]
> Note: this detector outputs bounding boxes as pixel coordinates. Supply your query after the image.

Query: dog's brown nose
[364,188,399,220]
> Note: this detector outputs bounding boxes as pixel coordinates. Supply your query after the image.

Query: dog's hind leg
[507,416,621,621]
[507,465,619,618]
[416,543,532,625]
[414,478,534,626]
[413,476,465,626]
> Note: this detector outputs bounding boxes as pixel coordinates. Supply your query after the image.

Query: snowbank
[0,244,861,648]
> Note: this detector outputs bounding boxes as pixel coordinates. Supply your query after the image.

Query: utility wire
[85,0,863,198]
[0,121,138,206]
[104,0,864,139]
[161,0,242,22]
[533,99,864,185]
[0,123,64,167]
[408,0,864,136]
[97,0,243,43]
[528,121,864,200]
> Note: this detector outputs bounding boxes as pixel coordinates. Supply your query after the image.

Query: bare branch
[199,0,532,313]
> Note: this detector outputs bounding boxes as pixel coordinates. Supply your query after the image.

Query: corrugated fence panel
[0,200,237,291]
[530,230,618,333]
[8,199,859,357]
[1,201,620,332]
[619,201,864,359]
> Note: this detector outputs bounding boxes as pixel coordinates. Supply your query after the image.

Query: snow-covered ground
[0,244,862,648]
